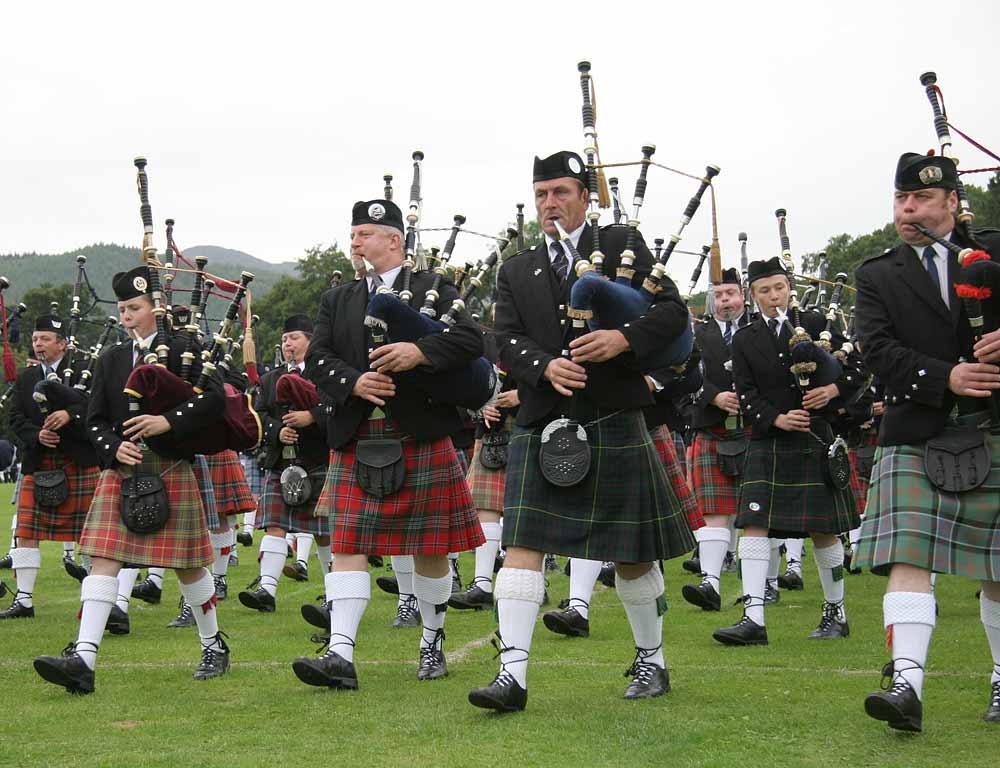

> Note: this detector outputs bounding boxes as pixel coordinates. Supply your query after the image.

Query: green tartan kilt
[856,436,1000,580]
[737,422,859,538]
[502,409,696,563]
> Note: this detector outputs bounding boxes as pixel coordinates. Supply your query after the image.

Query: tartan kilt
[856,435,1000,580]
[848,450,867,517]
[502,409,696,563]
[240,454,265,498]
[192,455,221,531]
[466,438,506,515]
[257,468,329,536]
[78,451,212,569]
[316,418,484,556]
[737,422,859,538]
[15,453,99,542]
[204,450,255,519]
[689,429,745,519]
[671,430,688,479]
[651,425,702,530]
[454,445,470,475]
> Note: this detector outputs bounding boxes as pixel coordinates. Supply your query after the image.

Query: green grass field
[2,484,997,768]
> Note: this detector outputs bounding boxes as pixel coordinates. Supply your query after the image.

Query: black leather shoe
[864,666,922,733]
[721,551,738,573]
[542,607,590,638]
[194,633,231,681]
[106,605,130,635]
[623,648,670,700]
[451,561,462,594]
[469,670,527,712]
[167,598,196,628]
[764,582,780,605]
[682,547,701,574]
[214,574,228,601]
[283,560,309,582]
[393,595,420,628]
[0,580,7,599]
[712,615,768,646]
[598,562,616,588]
[808,601,849,640]
[292,649,359,689]
[63,556,88,582]
[367,555,384,568]
[777,568,804,590]
[376,573,399,595]
[417,630,448,681]
[131,577,162,605]
[0,595,34,619]
[34,643,96,695]
[301,598,330,629]
[544,554,560,573]
[984,680,1000,723]
[494,551,505,574]
[239,583,276,613]
[236,530,253,547]
[0,553,11,570]
[448,582,493,610]
[228,551,239,567]
[681,579,721,611]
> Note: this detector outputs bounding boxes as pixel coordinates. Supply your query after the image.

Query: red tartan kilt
[78,452,212,569]
[317,420,484,556]
[466,438,506,515]
[848,449,868,516]
[651,426,702,531]
[689,430,741,518]
[16,454,99,542]
[204,450,255,518]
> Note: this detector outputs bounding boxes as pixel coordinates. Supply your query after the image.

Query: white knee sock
[785,538,805,574]
[768,539,781,589]
[694,527,730,589]
[980,593,1000,685]
[147,567,165,588]
[326,571,371,662]
[315,542,332,574]
[11,547,40,607]
[210,530,233,577]
[242,510,256,533]
[728,519,739,555]
[567,558,603,620]
[179,569,223,651]
[76,575,118,669]
[884,591,936,699]
[616,566,666,669]
[393,555,415,609]
[848,526,862,548]
[413,571,452,649]
[813,542,846,618]
[495,568,545,689]
[258,534,287,597]
[8,511,16,549]
[473,521,502,593]
[295,534,314,568]
[62,541,74,558]
[738,536,770,625]
[116,568,140,613]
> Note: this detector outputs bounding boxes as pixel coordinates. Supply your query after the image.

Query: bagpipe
[274,364,321,506]
[361,150,512,411]
[123,158,262,456]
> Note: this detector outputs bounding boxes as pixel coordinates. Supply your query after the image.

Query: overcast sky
[3,1,998,288]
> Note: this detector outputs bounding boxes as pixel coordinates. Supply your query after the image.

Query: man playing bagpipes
[713,257,863,648]
[290,199,485,690]
[2,315,101,620]
[33,267,232,694]
[239,313,331,614]
[467,150,696,712]
[855,152,1000,731]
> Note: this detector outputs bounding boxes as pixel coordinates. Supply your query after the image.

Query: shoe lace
[397,594,419,622]
[879,657,923,693]
[7,589,32,608]
[488,631,527,688]
[467,576,492,591]
[420,628,446,664]
[317,632,355,659]
[816,601,844,631]
[198,632,230,668]
[566,597,590,614]
[991,677,1000,707]
[176,601,193,621]
[624,645,662,682]
[60,640,98,658]
[213,574,226,588]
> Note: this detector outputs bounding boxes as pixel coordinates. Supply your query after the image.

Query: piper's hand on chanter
[115,441,144,466]
[948,362,1000,397]
[712,391,740,415]
[38,428,61,448]
[569,329,629,364]
[369,342,429,374]
[282,410,315,429]
[279,426,299,445]
[802,383,839,410]
[973,328,1000,364]
[483,403,502,428]
[495,389,520,409]
[43,409,70,431]
[122,414,171,441]
[352,372,396,406]
[544,358,587,397]
[775,409,811,432]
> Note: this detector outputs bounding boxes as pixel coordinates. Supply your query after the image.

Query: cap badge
[919,166,943,185]
[133,276,148,292]
[368,203,386,221]
[51,320,62,329]
[567,156,582,174]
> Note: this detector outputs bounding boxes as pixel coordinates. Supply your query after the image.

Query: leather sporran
[539,418,591,487]
[355,438,406,498]
[33,469,68,507]
[715,437,748,478]
[924,426,990,493]
[280,464,313,507]
[120,474,170,534]
[479,429,509,470]
[821,436,852,491]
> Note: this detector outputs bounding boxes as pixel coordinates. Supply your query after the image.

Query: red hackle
[955,283,992,301]
[961,250,992,267]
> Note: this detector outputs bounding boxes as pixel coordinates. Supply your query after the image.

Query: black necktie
[923,246,942,299]
[723,321,733,347]
[370,273,385,291]
[768,318,778,336]
[550,242,568,281]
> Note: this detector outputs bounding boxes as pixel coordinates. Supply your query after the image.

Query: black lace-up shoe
[777,567,804,590]
[131,577,162,605]
[105,605,130,635]
[292,647,359,689]
[213,574,228,601]
[0,592,34,619]
[194,633,231,681]
[34,642,96,695]
[417,629,448,681]
[238,579,276,613]
[448,581,493,610]
[167,598,196,628]
[283,560,309,582]
[376,573,399,595]
[542,606,589,638]
[682,578,721,612]
[63,556,88,582]
[864,663,922,732]
[301,597,330,629]
[623,647,670,700]
[984,680,1000,723]
[393,595,420,628]
[808,601,849,640]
